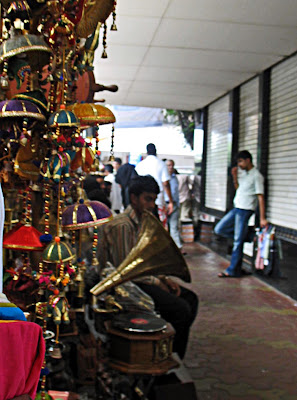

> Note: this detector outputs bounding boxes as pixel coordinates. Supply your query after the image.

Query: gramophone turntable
[112,312,167,333]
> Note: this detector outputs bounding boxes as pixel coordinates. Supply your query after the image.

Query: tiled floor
[182,241,297,400]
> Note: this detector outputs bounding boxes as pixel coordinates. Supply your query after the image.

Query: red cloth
[0,320,45,400]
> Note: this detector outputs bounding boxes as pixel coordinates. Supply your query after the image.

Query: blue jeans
[167,204,182,248]
[214,208,253,276]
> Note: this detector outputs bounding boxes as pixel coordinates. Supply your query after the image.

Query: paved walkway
[182,242,297,400]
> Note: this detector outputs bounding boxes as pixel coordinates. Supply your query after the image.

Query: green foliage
[164,109,195,149]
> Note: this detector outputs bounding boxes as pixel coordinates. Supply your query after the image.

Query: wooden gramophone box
[105,321,178,375]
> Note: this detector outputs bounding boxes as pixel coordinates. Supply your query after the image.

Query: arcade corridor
[183,242,297,399]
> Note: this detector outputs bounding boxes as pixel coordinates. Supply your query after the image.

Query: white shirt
[104,173,123,212]
[135,155,170,206]
[233,167,264,211]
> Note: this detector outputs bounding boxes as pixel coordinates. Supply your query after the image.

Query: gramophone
[90,210,191,297]
[90,210,192,374]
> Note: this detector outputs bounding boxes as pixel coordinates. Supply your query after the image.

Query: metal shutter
[205,95,230,212]
[239,78,260,256]
[239,77,259,167]
[268,54,297,230]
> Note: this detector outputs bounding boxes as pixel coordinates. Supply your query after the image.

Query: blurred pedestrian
[177,174,192,222]
[112,157,122,173]
[115,163,138,208]
[83,173,111,208]
[166,159,183,250]
[135,143,173,227]
[104,164,123,214]
[191,172,201,239]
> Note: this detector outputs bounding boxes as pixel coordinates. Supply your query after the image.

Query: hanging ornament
[42,236,74,264]
[101,22,108,59]
[67,103,115,128]
[110,0,117,31]
[3,187,44,251]
[109,124,115,161]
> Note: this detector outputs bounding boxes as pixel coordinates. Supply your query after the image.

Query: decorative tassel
[101,23,108,58]
[40,183,52,244]
[20,119,28,146]
[108,124,115,161]
[111,0,117,31]
[92,226,99,265]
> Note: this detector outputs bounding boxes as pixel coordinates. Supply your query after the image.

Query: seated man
[98,175,198,359]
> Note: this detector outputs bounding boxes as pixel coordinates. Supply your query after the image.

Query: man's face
[113,161,121,171]
[237,158,250,170]
[167,161,174,175]
[131,192,157,215]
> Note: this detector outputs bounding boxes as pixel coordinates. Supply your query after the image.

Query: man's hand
[260,218,268,228]
[231,166,238,179]
[160,277,181,296]
[231,166,239,189]
[167,201,174,216]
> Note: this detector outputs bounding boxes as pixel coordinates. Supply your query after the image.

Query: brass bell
[0,76,9,90]
[101,50,108,59]
[110,22,117,31]
[91,256,99,266]
[75,269,83,282]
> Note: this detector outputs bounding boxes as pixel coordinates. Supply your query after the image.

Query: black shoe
[241,269,252,276]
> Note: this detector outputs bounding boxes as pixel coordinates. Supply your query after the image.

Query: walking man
[135,143,173,227]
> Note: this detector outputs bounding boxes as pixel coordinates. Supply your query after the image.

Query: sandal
[218,272,239,278]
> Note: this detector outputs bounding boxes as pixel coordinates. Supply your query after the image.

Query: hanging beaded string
[47,55,55,113]
[26,71,31,92]
[0,4,2,44]
[48,79,56,114]
[95,125,99,153]
[21,187,32,270]
[25,186,32,225]
[3,58,8,74]
[40,357,47,400]
[44,183,50,236]
[111,0,117,31]
[37,277,48,400]
[20,118,28,146]
[101,22,108,58]
[109,124,115,161]
[71,230,76,250]
[20,188,27,224]
[92,226,98,265]
[61,45,67,106]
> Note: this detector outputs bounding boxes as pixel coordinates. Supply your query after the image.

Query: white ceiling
[93,0,297,111]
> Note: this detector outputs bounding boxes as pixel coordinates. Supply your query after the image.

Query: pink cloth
[0,320,45,400]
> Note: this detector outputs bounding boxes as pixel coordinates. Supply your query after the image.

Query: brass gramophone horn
[90,210,191,296]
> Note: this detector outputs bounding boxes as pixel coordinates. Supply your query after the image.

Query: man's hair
[146,143,157,155]
[104,164,114,173]
[128,175,160,198]
[236,150,252,162]
[167,159,175,166]
[114,157,122,165]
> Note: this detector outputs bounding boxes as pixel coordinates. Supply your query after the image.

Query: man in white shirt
[104,164,123,214]
[135,143,173,226]
[215,150,268,278]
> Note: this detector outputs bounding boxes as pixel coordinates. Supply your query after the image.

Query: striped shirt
[99,205,159,285]
[99,205,140,268]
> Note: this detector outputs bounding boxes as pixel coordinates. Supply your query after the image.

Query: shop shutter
[238,77,259,166]
[205,95,230,212]
[268,54,297,230]
[239,77,260,256]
